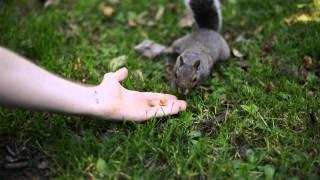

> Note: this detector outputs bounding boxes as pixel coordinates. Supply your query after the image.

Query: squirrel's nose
[178,88,189,95]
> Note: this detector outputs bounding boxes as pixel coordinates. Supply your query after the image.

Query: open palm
[94,68,187,121]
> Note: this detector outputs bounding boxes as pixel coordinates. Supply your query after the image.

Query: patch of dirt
[280,56,320,82]
[231,134,251,159]
[0,135,49,180]
[259,40,273,60]
[309,112,317,125]
[313,64,320,77]
[198,112,227,136]
[235,60,250,71]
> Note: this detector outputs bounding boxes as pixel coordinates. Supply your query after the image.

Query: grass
[0,0,320,179]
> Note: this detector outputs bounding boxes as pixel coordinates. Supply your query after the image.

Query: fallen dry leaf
[236,60,250,69]
[4,162,29,169]
[108,55,127,71]
[309,112,317,124]
[155,6,165,21]
[265,82,275,92]
[128,19,137,27]
[107,0,119,5]
[215,112,227,124]
[146,20,156,26]
[44,0,60,8]
[264,41,273,52]
[256,25,264,33]
[204,91,209,100]
[134,40,166,59]
[303,56,313,69]
[84,163,94,173]
[102,6,114,17]
[73,57,82,71]
[232,48,244,58]
[272,35,278,41]
[199,85,210,92]
[167,3,178,12]
[281,64,299,79]
[284,13,315,24]
[223,32,233,41]
[64,22,79,38]
[240,20,246,26]
[298,66,307,81]
[132,69,144,82]
[211,72,220,78]
[198,85,210,100]
[99,2,115,17]
[179,10,194,28]
[307,90,315,97]
[259,50,268,59]
[314,64,320,77]
[260,41,273,59]
[235,33,247,43]
[37,161,49,170]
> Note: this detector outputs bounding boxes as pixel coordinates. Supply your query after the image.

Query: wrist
[78,85,117,120]
[74,85,101,117]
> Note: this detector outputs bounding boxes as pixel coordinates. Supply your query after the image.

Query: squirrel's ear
[193,60,200,69]
[178,56,184,65]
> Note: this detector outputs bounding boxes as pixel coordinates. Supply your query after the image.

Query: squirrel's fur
[166,0,230,95]
[185,0,222,31]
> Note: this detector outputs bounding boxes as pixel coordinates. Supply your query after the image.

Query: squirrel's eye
[192,76,197,82]
[175,72,178,78]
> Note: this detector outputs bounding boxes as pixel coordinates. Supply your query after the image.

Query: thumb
[114,67,128,82]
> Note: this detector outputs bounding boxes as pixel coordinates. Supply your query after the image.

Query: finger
[146,100,187,119]
[147,100,187,118]
[142,92,178,100]
[114,67,128,82]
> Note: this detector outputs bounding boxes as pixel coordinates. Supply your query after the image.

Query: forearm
[0,47,187,121]
[0,47,98,115]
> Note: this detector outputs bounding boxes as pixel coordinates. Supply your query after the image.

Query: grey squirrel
[166,0,230,95]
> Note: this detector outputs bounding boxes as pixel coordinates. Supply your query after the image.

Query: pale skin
[0,47,187,122]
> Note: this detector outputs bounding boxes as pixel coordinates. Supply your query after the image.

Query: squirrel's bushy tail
[185,0,222,32]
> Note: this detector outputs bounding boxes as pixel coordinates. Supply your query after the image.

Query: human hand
[91,68,187,122]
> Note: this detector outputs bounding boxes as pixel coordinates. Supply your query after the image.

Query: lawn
[0,0,320,179]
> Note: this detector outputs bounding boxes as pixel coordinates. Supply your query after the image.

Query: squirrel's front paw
[170,79,177,88]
